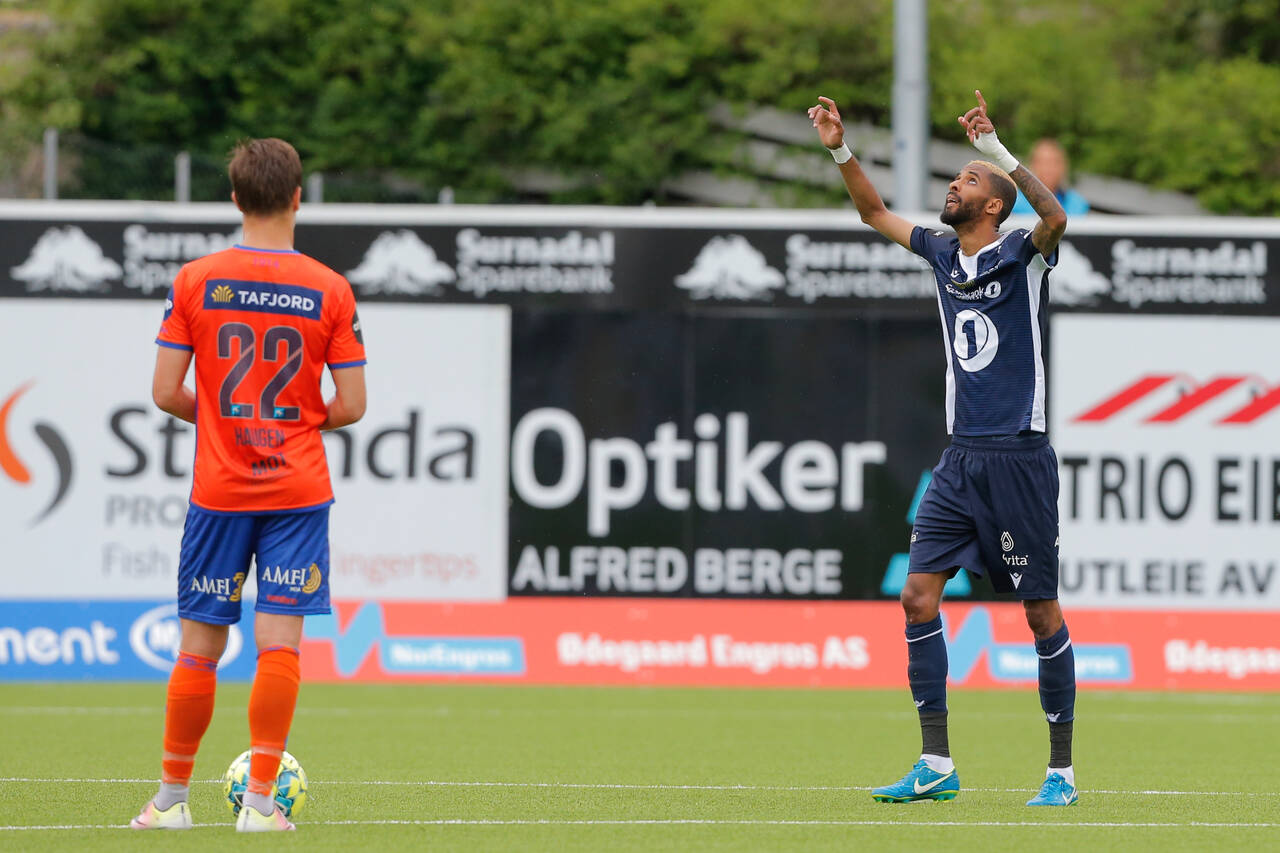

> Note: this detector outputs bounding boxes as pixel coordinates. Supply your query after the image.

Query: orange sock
[246,646,301,796]
[161,652,218,785]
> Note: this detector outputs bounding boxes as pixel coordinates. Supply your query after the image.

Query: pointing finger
[975,89,987,113]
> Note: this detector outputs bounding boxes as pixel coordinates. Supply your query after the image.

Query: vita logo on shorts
[1000,531,1029,570]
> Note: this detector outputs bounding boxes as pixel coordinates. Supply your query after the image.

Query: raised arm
[809,97,915,250]
[958,90,1067,257]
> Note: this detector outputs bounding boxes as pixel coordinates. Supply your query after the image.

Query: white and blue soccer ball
[222,749,308,818]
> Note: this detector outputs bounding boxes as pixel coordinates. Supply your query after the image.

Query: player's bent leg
[873,571,959,802]
[900,570,948,625]
[1024,598,1078,805]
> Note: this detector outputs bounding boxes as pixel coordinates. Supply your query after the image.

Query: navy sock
[1036,623,1076,725]
[905,616,948,715]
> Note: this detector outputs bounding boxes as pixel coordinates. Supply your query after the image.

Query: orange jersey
[156,245,366,513]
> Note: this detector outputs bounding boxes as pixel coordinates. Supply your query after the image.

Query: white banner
[325,305,509,601]
[1053,314,1280,610]
[0,302,508,602]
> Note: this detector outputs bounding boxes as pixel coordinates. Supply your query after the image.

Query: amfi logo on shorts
[262,563,322,594]
[190,571,246,602]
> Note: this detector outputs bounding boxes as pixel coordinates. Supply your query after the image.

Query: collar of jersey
[953,232,1010,282]
[233,244,299,254]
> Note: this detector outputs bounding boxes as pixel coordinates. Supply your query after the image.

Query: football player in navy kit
[809,91,1078,807]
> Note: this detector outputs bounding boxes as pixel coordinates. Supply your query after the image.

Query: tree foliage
[3,0,1278,212]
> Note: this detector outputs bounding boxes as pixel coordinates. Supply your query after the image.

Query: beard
[940,197,984,226]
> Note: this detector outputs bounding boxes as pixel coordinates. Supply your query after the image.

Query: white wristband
[991,150,1020,174]
[828,143,853,165]
[974,132,1019,173]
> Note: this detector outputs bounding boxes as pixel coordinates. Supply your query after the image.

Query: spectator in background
[1011,139,1089,216]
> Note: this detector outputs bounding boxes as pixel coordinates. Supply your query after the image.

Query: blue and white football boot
[1026,771,1079,806]
[871,760,960,803]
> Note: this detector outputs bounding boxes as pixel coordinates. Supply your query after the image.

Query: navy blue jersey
[910,226,1057,436]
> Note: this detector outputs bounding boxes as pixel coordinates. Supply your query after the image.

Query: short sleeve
[155,269,193,351]
[909,225,950,259]
[1008,228,1058,268]
[326,279,367,370]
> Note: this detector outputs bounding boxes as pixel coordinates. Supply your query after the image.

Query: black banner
[2,214,1275,315]
[505,311,954,600]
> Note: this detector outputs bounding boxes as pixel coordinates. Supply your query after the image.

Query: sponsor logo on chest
[203,279,323,319]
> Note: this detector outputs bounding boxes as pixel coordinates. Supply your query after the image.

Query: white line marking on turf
[0,706,158,715]
[2,819,1279,831]
[6,704,1280,724]
[0,777,1276,798]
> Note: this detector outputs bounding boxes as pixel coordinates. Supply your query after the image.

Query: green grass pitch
[1,683,1277,851]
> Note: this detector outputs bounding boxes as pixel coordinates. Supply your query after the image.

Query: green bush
[3,0,1278,212]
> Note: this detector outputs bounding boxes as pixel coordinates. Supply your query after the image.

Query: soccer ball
[222,749,309,819]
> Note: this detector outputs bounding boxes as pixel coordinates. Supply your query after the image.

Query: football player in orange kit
[130,138,366,832]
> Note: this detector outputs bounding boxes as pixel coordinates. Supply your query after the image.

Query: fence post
[175,151,191,203]
[306,173,324,204]
[42,128,58,200]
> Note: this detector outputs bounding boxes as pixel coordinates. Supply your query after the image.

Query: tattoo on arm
[1010,164,1067,256]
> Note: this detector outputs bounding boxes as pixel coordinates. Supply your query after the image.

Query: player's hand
[957,89,997,144]
[808,97,845,149]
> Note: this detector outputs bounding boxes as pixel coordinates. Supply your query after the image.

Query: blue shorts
[177,504,332,625]
[908,434,1060,600]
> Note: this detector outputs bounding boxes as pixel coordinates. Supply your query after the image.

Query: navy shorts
[908,434,1060,600]
[177,504,333,625]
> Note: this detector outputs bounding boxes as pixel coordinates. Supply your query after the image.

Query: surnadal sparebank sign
[1,212,1276,314]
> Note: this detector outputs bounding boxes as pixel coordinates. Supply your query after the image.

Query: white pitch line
[1,818,1279,831]
[5,704,1280,724]
[0,777,1275,798]
[0,706,159,715]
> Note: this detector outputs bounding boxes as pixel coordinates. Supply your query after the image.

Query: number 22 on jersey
[217,322,304,420]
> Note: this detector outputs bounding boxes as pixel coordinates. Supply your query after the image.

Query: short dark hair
[976,161,1018,225]
[228,138,302,215]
